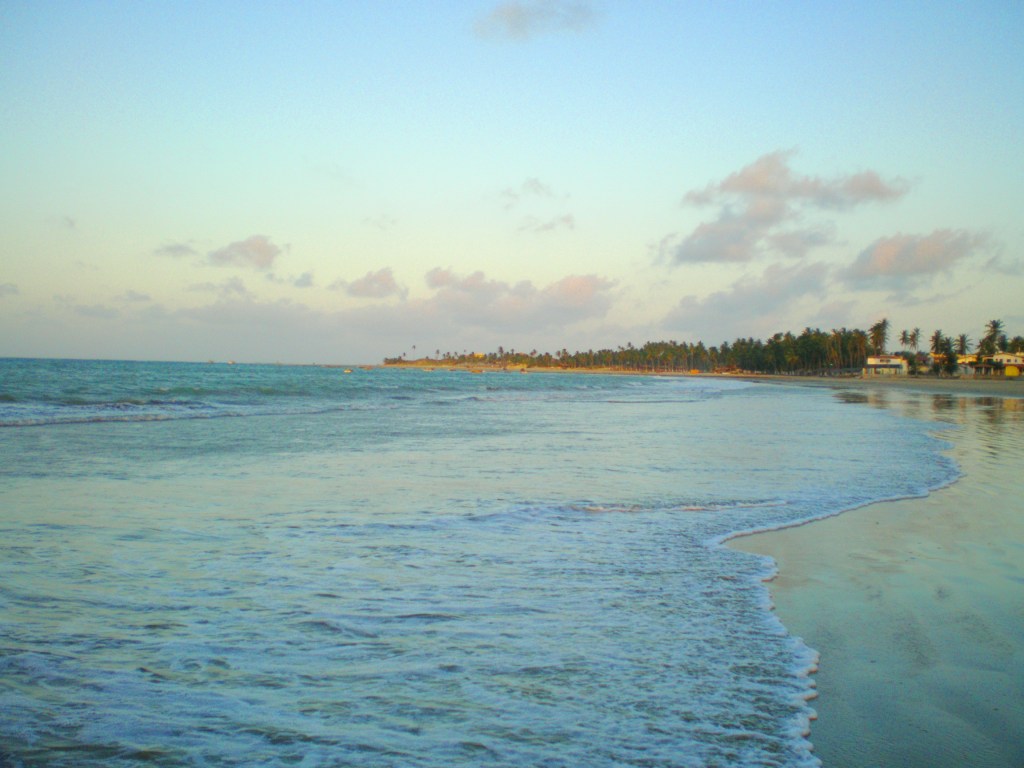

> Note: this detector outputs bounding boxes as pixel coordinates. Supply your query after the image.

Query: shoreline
[383,362,1024,399]
[733,387,1024,767]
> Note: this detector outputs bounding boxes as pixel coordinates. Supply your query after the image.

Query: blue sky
[2,1,1022,363]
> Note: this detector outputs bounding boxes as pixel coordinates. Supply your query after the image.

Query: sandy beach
[735,381,1024,767]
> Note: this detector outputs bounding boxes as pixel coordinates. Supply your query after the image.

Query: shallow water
[0,360,957,766]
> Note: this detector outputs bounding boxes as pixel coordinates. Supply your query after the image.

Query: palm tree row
[387,319,1022,374]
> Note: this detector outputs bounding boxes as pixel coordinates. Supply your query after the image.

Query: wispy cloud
[500,177,574,233]
[188,277,253,299]
[500,177,558,209]
[843,229,991,289]
[75,304,120,319]
[116,289,151,303]
[670,151,909,265]
[155,241,198,258]
[0,283,19,298]
[332,267,408,299]
[475,1,596,40]
[208,235,282,270]
[520,213,575,233]
[266,271,316,289]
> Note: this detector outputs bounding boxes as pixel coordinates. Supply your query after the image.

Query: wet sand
[735,387,1024,767]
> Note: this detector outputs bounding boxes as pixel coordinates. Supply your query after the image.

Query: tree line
[386,319,1023,375]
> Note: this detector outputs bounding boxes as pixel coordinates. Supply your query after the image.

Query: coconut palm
[869,318,890,355]
[955,334,970,356]
[899,329,910,350]
[980,319,1006,355]
[930,329,945,354]
[909,327,921,353]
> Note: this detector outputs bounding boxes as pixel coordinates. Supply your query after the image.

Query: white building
[863,355,908,376]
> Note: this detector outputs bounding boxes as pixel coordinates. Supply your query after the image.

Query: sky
[2,1,1023,364]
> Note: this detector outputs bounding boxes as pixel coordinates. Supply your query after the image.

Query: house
[863,355,908,376]
[992,352,1024,366]
[972,352,1024,377]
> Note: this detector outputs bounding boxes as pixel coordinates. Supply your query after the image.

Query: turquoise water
[0,360,956,767]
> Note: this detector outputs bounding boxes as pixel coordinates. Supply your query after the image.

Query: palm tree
[850,329,868,368]
[869,318,890,355]
[955,334,970,356]
[980,319,1006,356]
[899,329,910,350]
[930,329,945,354]
[909,327,921,353]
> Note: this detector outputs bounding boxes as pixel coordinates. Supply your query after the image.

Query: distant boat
[343,369,353,374]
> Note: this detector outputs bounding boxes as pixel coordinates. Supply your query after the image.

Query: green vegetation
[385,319,1024,375]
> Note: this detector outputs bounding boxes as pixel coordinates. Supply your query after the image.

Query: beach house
[972,352,1024,377]
[863,355,908,376]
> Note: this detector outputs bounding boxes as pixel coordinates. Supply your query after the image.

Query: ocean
[0,359,957,767]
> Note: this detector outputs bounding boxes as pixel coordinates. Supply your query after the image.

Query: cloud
[671,151,908,265]
[420,268,613,331]
[521,213,575,233]
[475,1,595,40]
[75,304,120,319]
[333,267,407,299]
[188,277,253,299]
[116,289,151,302]
[843,229,990,288]
[155,241,198,258]
[664,262,830,338]
[293,272,314,289]
[684,150,909,209]
[0,283,19,298]
[500,177,556,209]
[208,235,282,270]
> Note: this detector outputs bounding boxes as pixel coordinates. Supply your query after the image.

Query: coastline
[733,385,1024,767]
[383,362,1024,399]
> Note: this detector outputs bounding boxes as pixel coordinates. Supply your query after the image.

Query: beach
[735,381,1024,767]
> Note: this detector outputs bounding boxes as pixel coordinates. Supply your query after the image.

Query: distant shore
[734,384,1024,766]
[384,362,1024,399]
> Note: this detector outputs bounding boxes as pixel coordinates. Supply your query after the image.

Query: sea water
[0,359,957,767]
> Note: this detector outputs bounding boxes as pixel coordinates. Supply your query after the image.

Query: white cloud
[685,150,908,209]
[844,229,990,288]
[208,235,282,270]
[419,268,613,332]
[671,151,908,265]
[475,1,595,40]
[333,267,408,299]
[663,262,830,339]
